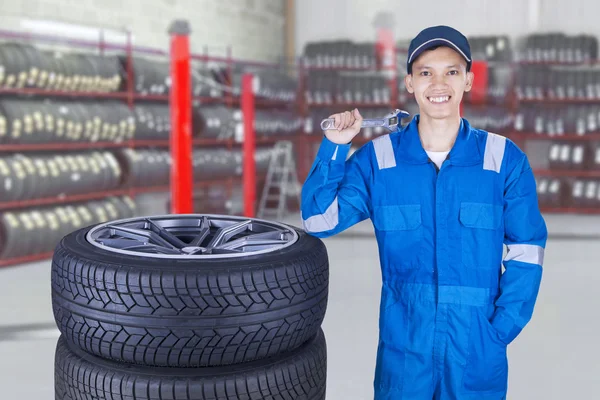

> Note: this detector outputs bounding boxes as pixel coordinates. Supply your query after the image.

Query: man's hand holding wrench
[321,109,410,144]
[322,109,364,145]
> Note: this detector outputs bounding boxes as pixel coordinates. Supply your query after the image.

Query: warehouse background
[0,0,287,62]
[0,0,598,399]
[296,0,600,47]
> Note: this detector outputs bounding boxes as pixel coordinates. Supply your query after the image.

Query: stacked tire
[51,214,329,399]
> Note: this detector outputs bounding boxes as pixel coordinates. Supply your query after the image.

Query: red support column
[470,60,489,104]
[125,30,134,110]
[297,58,309,181]
[374,12,397,108]
[242,74,256,218]
[461,60,488,116]
[168,20,193,214]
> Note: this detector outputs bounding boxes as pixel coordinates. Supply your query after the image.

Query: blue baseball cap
[407,25,472,74]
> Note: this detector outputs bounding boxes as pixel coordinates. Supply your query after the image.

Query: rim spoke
[144,218,188,249]
[105,225,149,242]
[189,216,210,247]
[221,239,287,251]
[215,231,288,251]
[97,238,144,249]
[107,225,178,250]
[123,244,182,255]
[206,220,252,250]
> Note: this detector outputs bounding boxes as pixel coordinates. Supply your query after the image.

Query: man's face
[404,46,474,120]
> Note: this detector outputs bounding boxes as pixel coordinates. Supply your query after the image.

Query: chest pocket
[373,204,423,270]
[459,202,504,270]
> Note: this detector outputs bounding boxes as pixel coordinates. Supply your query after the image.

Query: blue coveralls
[300,115,547,399]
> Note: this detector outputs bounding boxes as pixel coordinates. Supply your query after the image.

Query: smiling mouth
[427,96,451,104]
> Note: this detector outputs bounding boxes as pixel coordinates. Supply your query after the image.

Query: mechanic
[300,25,547,400]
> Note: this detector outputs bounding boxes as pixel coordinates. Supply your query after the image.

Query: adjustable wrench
[320,109,410,132]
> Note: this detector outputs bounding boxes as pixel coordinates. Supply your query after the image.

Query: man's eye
[420,71,430,76]
[448,70,459,75]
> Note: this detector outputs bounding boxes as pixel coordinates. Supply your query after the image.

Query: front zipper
[430,158,449,302]
[429,159,438,279]
[429,159,440,175]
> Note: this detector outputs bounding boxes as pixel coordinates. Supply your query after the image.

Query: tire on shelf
[153,104,170,138]
[77,54,97,92]
[36,51,53,89]
[53,155,71,195]
[17,43,43,89]
[157,150,171,185]
[134,104,164,140]
[12,154,35,201]
[70,102,87,143]
[1,99,24,144]
[27,209,45,254]
[137,149,152,185]
[0,157,16,202]
[7,44,30,89]
[33,156,51,199]
[0,45,6,87]
[106,196,136,220]
[44,208,63,253]
[113,102,130,142]
[54,329,327,400]
[0,212,20,259]
[43,52,59,91]
[111,101,130,142]
[77,154,96,195]
[35,100,52,143]
[51,214,329,368]
[86,200,109,224]
[127,57,170,96]
[92,102,108,142]
[45,155,61,198]
[0,45,20,89]
[73,204,94,230]
[58,54,75,92]
[146,149,169,187]
[16,211,35,258]
[0,102,7,143]
[61,155,78,196]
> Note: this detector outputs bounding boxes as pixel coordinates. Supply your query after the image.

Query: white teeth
[429,96,450,103]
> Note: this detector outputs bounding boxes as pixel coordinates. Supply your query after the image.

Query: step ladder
[257,140,302,221]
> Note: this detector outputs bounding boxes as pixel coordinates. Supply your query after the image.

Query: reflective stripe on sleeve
[302,196,339,232]
[483,132,506,173]
[372,135,396,170]
[505,244,544,266]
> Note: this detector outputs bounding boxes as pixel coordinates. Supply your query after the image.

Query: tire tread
[51,228,329,368]
[55,331,327,400]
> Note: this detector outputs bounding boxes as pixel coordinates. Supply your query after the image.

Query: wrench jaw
[386,109,411,131]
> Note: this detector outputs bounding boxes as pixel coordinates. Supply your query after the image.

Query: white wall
[295,0,535,54]
[0,0,286,62]
[538,0,600,36]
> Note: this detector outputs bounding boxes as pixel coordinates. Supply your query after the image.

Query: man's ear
[404,74,414,94]
[464,71,475,92]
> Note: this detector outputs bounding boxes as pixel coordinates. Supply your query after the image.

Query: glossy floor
[0,214,598,399]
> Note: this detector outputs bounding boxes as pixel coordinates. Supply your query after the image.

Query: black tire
[51,221,329,368]
[55,329,327,400]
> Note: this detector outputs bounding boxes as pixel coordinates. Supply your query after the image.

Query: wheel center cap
[182,246,203,254]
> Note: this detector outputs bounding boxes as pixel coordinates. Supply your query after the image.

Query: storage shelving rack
[0,28,301,267]
[504,58,600,214]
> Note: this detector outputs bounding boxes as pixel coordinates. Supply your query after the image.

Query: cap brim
[408,38,471,67]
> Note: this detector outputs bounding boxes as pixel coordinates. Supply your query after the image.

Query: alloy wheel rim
[85,214,298,259]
